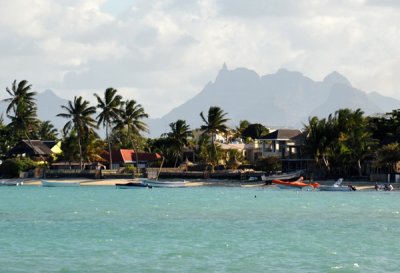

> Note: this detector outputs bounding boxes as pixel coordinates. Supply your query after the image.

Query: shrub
[0,158,38,178]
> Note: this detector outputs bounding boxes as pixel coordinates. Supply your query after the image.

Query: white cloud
[0,0,400,118]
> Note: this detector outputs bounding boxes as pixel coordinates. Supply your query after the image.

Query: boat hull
[41,180,80,187]
[115,182,152,189]
[144,179,186,188]
[318,186,352,191]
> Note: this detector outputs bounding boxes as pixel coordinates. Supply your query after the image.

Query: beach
[1,177,387,190]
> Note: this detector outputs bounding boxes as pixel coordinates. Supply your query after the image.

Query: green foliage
[303,108,376,177]
[255,156,281,172]
[374,143,400,172]
[0,158,38,178]
[242,123,269,140]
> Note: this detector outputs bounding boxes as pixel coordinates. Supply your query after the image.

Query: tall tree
[3,80,39,140]
[36,120,58,140]
[200,106,229,170]
[4,80,36,114]
[166,119,191,167]
[57,96,97,169]
[94,88,122,169]
[114,99,148,172]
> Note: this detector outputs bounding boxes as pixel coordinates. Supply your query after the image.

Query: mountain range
[1,64,399,137]
[147,64,400,136]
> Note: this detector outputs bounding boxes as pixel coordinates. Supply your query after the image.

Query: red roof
[106,149,161,164]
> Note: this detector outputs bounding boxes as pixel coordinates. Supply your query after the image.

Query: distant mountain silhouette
[0,89,69,134]
[1,66,399,138]
[147,65,400,136]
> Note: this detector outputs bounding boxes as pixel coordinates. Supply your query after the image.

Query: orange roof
[105,149,161,164]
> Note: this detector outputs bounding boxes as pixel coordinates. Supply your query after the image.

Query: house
[257,129,312,172]
[257,129,302,158]
[104,149,162,169]
[6,140,61,162]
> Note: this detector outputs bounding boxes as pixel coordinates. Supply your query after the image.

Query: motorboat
[41,180,80,187]
[318,178,355,191]
[115,181,152,189]
[144,179,186,188]
[272,176,320,190]
[261,170,303,184]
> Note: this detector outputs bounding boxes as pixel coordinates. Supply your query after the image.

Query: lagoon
[0,186,399,272]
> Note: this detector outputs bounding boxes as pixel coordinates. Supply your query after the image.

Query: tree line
[1,79,400,177]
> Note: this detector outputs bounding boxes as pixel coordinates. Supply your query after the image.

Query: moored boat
[272,176,320,190]
[115,182,152,189]
[144,179,186,188]
[261,170,304,184]
[41,180,80,187]
[0,180,23,186]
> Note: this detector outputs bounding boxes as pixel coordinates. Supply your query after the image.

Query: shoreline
[0,177,393,190]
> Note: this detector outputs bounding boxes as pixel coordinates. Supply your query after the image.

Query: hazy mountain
[1,66,399,138]
[0,89,69,133]
[147,65,400,137]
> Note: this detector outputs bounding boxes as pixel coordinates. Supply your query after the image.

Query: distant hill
[1,66,399,138]
[0,89,69,133]
[147,65,400,137]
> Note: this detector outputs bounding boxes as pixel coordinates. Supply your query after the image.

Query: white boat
[0,180,23,186]
[41,180,80,187]
[143,179,186,188]
[261,170,303,183]
[318,178,355,191]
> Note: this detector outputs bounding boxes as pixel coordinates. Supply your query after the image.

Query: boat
[115,181,152,189]
[261,170,304,184]
[0,180,23,186]
[272,176,320,190]
[41,180,80,187]
[318,178,356,191]
[143,179,186,188]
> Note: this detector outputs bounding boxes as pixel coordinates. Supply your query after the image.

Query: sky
[1,0,400,118]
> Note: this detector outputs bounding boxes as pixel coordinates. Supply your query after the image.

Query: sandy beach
[0,177,386,190]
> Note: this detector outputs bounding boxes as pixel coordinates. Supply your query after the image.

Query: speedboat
[115,181,152,189]
[144,179,186,188]
[272,176,320,190]
[318,178,356,191]
[41,180,80,187]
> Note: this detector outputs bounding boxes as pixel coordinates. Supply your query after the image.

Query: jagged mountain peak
[323,71,351,87]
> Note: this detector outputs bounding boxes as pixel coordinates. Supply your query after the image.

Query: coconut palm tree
[166,119,191,167]
[200,106,229,170]
[3,80,39,140]
[36,120,58,140]
[57,96,97,169]
[114,99,148,173]
[4,80,37,114]
[94,88,122,169]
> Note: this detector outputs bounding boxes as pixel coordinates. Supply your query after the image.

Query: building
[257,129,312,172]
[6,140,61,162]
[104,149,162,169]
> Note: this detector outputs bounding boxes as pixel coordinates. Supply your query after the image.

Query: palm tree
[200,106,229,170]
[166,119,191,167]
[3,80,39,140]
[94,88,122,169]
[4,80,37,114]
[57,96,97,169]
[36,120,58,140]
[114,99,148,173]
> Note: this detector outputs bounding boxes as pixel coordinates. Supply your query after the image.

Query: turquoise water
[0,186,399,273]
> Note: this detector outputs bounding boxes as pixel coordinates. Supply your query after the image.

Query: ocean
[0,186,399,272]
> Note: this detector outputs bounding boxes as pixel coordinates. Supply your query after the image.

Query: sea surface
[0,185,399,273]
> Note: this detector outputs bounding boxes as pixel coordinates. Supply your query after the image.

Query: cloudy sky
[1,0,399,118]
